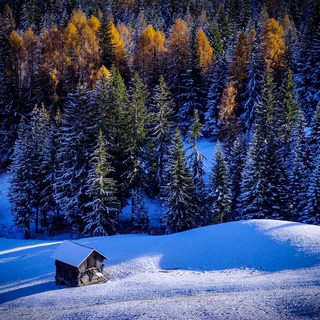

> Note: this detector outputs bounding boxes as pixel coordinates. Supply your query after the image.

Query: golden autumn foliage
[110,22,126,65]
[97,65,111,81]
[219,81,238,125]
[88,16,101,32]
[197,27,214,74]
[230,31,252,84]
[117,23,134,66]
[167,18,190,82]
[135,24,166,84]
[261,18,286,68]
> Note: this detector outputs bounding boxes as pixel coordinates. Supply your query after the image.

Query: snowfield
[1,219,320,319]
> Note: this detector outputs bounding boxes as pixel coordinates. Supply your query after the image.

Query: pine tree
[228,135,247,220]
[240,30,265,134]
[9,119,34,239]
[132,186,150,233]
[41,110,62,234]
[302,153,320,225]
[56,84,95,230]
[149,75,175,195]
[207,141,232,224]
[178,24,207,136]
[124,73,149,221]
[289,109,310,222]
[238,68,290,220]
[309,105,320,162]
[277,68,301,156]
[29,105,51,233]
[162,128,199,233]
[203,57,228,138]
[84,130,120,236]
[187,109,208,216]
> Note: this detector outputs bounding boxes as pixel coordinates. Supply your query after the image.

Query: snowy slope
[1,220,320,319]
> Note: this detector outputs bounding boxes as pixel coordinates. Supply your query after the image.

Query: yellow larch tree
[166,18,189,91]
[197,27,214,74]
[135,24,166,86]
[8,30,25,94]
[261,18,286,69]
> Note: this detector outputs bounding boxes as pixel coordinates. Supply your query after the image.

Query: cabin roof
[51,240,108,268]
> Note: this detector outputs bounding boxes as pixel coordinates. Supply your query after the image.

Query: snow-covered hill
[1,219,320,319]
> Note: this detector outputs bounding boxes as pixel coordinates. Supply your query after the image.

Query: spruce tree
[203,58,228,138]
[207,141,232,224]
[228,135,247,220]
[41,110,62,234]
[84,130,120,236]
[238,68,290,220]
[29,105,50,233]
[289,109,310,222]
[302,154,320,225]
[149,75,175,195]
[187,109,208,216]
[162,128,199,233]
[56,84,95,230]
[9,119,34,239]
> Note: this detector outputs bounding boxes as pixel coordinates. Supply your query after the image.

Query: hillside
[1,219,320,319]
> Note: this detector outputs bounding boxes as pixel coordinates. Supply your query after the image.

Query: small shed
[51,240,108,287]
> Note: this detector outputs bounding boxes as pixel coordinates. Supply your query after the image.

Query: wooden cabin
[51,240,108,287]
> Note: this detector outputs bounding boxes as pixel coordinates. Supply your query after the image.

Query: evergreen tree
[289,109,310,222]
[277,68,301,157]
[238,68,290,220]
[55,84,95,230]
[132,186,150,233]
[203,57,228,138]
[178,24,208,136]
[84,130,120,236]
[187,109,208,217]
[240,31,265,134]
[207,141,232,224]
[302,154,320,225]
[309,105,320,162]
[162,128,199,233]
[228,135,247,220]
[9,119,33,239]
[124,73,149,221]
[149,76,175,195]
[41,110,62,234]
[29,105,50,233]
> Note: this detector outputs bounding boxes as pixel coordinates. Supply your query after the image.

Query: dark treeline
[1,0,319,237]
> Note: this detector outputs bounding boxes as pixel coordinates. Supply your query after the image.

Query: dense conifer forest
[0,0,319,237]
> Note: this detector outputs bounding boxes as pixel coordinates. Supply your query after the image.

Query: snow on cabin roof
[51,240,108,268]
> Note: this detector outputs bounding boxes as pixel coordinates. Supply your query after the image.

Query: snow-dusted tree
[240,31,265,134]
[277,68,301,157]
[238,68,290,220]
[203,58,228,138]
[124,73,149,221]
[289,109,311,222]
[149,75,175,195]
[132,186,150,233]
[29,105,50,233]
[207,141,232,224]
[295,25,320,120]
[187,109,208,216]
[309,105,320,162]
[55,84,95,230]
[302,153,320,225]
[84,130,120,236]
[162,128,199,233]
[9,119,33,238]
[228,135,247,220]
[177,24,207,136]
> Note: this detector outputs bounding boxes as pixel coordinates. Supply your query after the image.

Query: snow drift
[0,219,320,319]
